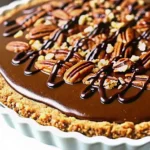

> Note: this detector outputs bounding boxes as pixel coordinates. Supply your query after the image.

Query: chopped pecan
[52,9,70,20]
[64,60,94,84]
[117,28,135,43]
[29,25,57,39]
[138,40,147,51]
[47,49,83,63]
[35,59,72,76]
[125,73,150,90]
[140,51,150,69]
[113,58,133,72]
[103,78,118,90]
[6,41,30,53]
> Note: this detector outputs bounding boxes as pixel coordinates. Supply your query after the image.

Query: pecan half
[111,41,133,59]
[111,42,123,59]
[117,28,135,43]
[82,73,97,85]
[49,0,71,9]
[23,10,47,27]
[35,59,72,76]
[16,15,27,25]
[140,51,150,69]
[103,78,118,90]
[70,9,84,17]
[125,73,150,90]
[49,29,65,46]
[52,9,70,20]
[64,60,94,84]
[6,41,30,53]
[113,58,133,72]
[29,25,57,39]
[47,49,83,63]
[41,3,53,12]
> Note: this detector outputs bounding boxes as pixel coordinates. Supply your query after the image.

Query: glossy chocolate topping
[0,0,150,123]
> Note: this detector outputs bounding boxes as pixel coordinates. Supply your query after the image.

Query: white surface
[0,116,61,150]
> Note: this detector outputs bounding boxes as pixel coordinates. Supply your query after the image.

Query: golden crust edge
[0,74,150,139]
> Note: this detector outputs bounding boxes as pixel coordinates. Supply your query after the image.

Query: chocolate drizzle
[3,20,16,26]
[3,9,47,37]
[5,0,150,103]
[82,28,150,104]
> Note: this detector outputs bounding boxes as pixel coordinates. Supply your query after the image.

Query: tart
[0,0,150,139]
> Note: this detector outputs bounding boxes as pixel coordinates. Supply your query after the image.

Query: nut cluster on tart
[0,0,150,139]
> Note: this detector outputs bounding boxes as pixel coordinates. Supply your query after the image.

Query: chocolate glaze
[0,1,150,124]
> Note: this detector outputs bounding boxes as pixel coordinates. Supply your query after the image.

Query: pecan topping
[83,74,118,88]
[52,9,70,20]
[49,29,65,46]
[64,60,94,84]
[35,59,72,76]
[82,73,96,85]
[47,49,83,63]
[16,15,27,25]
[117,28,135,43]
[113,58,133,72]
[140,51,150,69]
[6,41,30,53]
[125,74,150,90]
[111,41,133,59]
[29,25,57,39]
[103,78,118,90]
[70,9,84,17]
[3,0,150,105]
[111,42,123,59]
[23,10,47,27]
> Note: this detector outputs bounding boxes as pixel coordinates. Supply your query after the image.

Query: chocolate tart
[0,0,150,139]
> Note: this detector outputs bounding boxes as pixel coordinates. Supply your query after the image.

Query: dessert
[0,0,150,139]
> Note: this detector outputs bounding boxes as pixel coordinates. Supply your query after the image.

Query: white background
[0,116,62,150]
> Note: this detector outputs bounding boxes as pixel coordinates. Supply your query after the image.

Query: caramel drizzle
[4,1,150,104]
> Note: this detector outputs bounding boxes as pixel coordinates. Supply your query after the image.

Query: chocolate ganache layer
[0,0,150,123]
